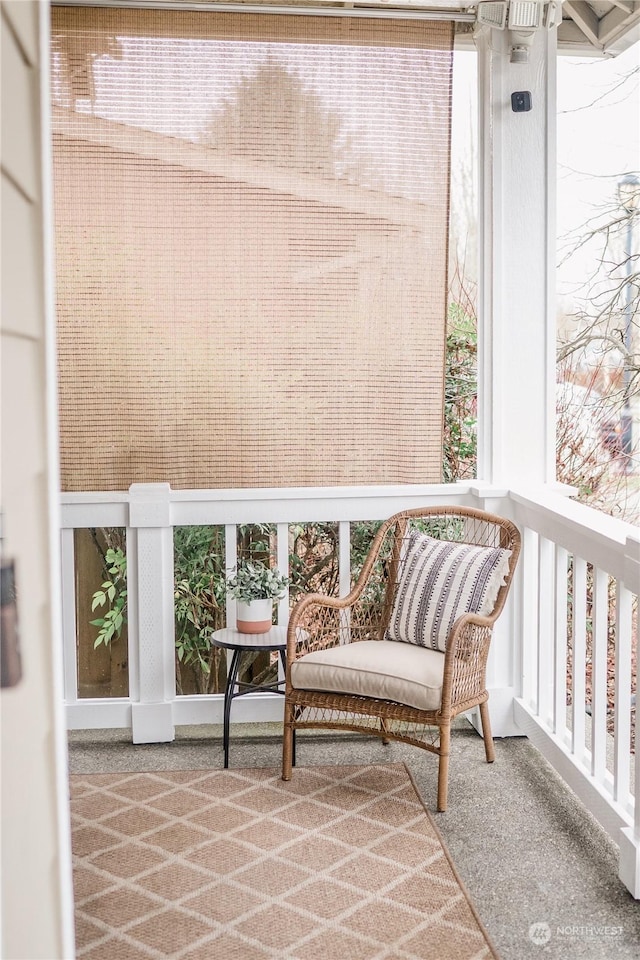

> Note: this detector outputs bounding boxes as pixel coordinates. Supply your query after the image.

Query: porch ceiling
[151,0,640,55]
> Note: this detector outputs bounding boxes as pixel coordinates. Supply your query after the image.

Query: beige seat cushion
[290,639,444,712]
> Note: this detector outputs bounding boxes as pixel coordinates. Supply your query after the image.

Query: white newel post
[467,483,522,736]
[129,483,176,743]
[472,25,557,737]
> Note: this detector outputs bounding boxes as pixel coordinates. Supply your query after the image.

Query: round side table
[211,625,287,768]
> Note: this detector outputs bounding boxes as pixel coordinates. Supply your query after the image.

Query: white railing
[61,481,484,738]
[509,488,639,897]
[60,480,640,894]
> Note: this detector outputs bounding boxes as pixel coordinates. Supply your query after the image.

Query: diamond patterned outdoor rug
[70,763,497,960]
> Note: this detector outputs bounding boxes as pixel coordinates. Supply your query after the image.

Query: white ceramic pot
[236,598,273,634]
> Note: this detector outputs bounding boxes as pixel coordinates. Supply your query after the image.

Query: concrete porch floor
[68,721,640,960]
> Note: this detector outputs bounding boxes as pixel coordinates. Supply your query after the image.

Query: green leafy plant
[226,561,289,603]
[289,522,339,601]
[173,525,226,690]
[443,301,478,483]
[90,547,127,648]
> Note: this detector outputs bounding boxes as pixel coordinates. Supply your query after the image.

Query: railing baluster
[339,520,351,643]
[614,583,632,807]
[224,522,238,632]
[554,546,569,737]
[276,521,289,630]
[537,536,554,727]
[126,525,139,702]
[521,527,539,711]
[635,727,640,838]
[590,567,608,785]
[339,520,351,597]
[275,521,289,685]
[572,556,587,764]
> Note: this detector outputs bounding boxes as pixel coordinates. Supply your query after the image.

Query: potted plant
[226,561,289,634]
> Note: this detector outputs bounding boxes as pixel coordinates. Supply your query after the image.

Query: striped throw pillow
[385,532,512,652]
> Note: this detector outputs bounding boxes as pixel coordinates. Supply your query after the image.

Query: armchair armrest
[441,613,494,714]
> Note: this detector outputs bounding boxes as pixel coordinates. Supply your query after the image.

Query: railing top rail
[58,482,639,586]
[510,488,639,588]
[510,487,639,543]
[61,481,474,505]
[60,481,487,527]
[60,491,131,504]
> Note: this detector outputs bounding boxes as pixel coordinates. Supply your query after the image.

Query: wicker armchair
[282,505,521,811]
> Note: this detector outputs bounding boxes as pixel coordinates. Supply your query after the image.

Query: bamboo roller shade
[52,6,453,491]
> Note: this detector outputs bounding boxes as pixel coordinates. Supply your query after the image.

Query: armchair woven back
[288,505,520,659]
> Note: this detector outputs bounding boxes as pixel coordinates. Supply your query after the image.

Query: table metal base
[222,647,289,768]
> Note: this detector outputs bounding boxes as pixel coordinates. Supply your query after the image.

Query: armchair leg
[380,717,391,745]
[479,701,495,763]
[282,701,294,781]
[437,723,450,812]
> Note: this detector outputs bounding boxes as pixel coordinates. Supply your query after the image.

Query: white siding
[0,2,74,957]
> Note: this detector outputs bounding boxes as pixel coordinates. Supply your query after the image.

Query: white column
[472,26,557,735]
[129,483,176,743]
[476,25,557,488]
